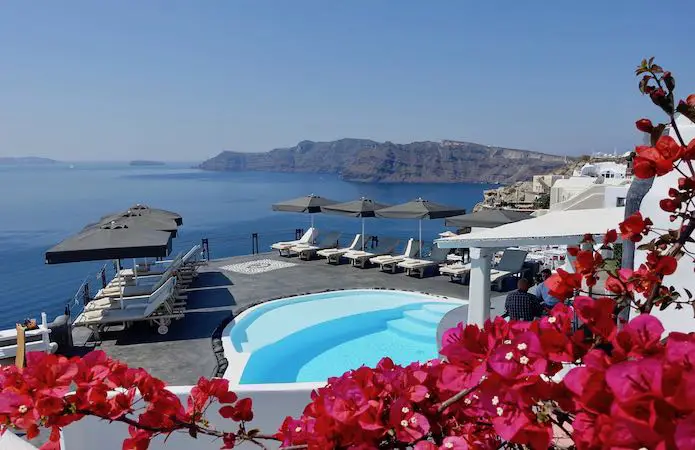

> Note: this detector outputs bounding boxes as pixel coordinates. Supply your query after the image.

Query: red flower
[687,93,695,107]
[544,269,581,299]
[682,139,695,160]
[635,118,654,133]
[122,426,152,450]
[574,250,603,276]
[633,136,682,179]
[603,229,618,245]
[573,296,617,340]
[619,212,652,243]
[660,198,680,212]
[219,398,253,422]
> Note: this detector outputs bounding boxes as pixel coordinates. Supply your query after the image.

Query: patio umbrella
[444,209,532,228]
[45,221,173,264]
[375,198,465,254]
[92,210,180,237]
[321,197,391,249]
[272,194,338,228]
[126,204,183,226]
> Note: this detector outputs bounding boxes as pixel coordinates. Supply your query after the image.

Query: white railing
[0,313,54,359]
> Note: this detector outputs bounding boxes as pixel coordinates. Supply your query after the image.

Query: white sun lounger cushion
[85,277,176,311]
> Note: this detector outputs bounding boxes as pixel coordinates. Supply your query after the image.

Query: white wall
[633,114,695,334]
[61,385,317,450]
[603,185,629,208]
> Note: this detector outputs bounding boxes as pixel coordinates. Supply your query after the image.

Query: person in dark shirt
[505,278,544,321]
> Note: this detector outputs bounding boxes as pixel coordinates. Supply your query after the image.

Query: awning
[437,207,625,248]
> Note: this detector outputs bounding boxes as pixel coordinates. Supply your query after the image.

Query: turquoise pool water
[227,290,465,384]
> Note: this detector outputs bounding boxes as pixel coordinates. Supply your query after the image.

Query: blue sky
[1,1,693,161]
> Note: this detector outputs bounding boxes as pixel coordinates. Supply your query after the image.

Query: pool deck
[70,252,508,385]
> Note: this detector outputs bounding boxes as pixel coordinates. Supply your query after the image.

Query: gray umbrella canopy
[45,221,173,264]
[127,204,183,226]
[321,197,391,248]
[375,198,465,220]
[376,198,465,253]
[444,209,532,228]
[272,194,338,228]
[93,210,180,237]
[321,197,390,218]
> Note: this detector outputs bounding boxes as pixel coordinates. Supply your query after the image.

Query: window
[616,197,626,207]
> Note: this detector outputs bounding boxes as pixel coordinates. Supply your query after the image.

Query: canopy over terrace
[436,207,625,326]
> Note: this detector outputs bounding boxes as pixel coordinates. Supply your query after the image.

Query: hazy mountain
[199,139,568,184]
[0,156,57,165]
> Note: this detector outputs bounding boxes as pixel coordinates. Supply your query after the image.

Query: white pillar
[468,247,493,326]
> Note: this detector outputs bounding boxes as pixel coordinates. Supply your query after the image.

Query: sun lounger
[317,234,368,264]
[289,231,341,260]
[74,282,185,337]
[489,249,528,290]
[107,255,186,289]
[96,263,183,299]
[343,237,400,268]
[398,246,451,278]
[370,239,420,273]
[271,228,319,256]
[439,262,472,282]
[84,277,178,311]
[119,245,202,278]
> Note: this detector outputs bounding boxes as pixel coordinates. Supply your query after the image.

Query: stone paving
[71,252,508,385]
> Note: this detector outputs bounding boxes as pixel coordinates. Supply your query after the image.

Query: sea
[0,162,494,329]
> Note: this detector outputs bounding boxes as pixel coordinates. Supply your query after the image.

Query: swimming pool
[223,289,466,385]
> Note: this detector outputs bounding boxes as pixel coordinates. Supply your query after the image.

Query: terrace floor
[70,252,508,385]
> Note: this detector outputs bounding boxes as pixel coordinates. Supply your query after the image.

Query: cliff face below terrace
[199,139,568,184]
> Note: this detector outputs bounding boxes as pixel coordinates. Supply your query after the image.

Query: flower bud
[635,118,654,133]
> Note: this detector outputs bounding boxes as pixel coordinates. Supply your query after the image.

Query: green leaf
[684,288,692,299]
[648,56,655,66]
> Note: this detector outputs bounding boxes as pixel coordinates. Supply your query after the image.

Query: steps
[387,318,434,341]
[387,303,459,342]
[422,303,457,314]
[403,309,442,326]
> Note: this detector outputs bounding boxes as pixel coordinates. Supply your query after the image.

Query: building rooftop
[70,252,506,385]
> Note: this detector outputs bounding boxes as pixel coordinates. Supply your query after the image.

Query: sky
[1,1,694,162]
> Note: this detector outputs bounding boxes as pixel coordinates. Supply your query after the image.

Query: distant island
[198,138,568,184]
[130,160,165,166]
[0,156,57,165]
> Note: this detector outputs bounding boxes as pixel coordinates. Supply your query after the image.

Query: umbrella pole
[116,259,124,309]
[133,258,137,280]
[419,220,422,256]
[311,214,314,230]
[362,217,365,250]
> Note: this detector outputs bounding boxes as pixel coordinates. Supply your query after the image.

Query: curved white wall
[634,114,695,334]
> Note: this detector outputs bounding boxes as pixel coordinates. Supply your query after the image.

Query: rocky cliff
[198,138,568,184]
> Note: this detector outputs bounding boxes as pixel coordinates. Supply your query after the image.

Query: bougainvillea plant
[2,58,695,450]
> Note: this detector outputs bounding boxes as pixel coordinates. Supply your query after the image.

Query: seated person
[505,278,544,321]
[534,268,564,309]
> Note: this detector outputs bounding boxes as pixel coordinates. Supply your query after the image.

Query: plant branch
[438,383,480,413]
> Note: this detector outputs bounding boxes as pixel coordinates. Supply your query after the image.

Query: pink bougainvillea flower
[388,398,430,442]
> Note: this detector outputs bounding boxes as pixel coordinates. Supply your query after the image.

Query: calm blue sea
[0,163,493,329]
